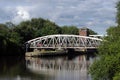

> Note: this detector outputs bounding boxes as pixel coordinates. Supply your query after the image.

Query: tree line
[89,1,120,80]
[0,18,96,56]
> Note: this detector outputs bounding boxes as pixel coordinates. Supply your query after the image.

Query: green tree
[89,29,97,35]
[14,18,62,42]
[0,24,9,36]
[1,17,100,56]
[0,24,9,53]
[5,22,15,28]
[0,23,23,55]
[40,20,61,36]
[14,21,35,43]
[89,26,120,80]
[61,26,79,35]
[89,1,120,79]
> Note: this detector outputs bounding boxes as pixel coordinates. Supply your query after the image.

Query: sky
[0,0,118,35]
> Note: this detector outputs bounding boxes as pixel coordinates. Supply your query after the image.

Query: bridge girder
[27,34,102,49]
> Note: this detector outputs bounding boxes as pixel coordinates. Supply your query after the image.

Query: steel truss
[27,34,102,49]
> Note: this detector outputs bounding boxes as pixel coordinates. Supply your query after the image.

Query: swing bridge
[26,34,102,51]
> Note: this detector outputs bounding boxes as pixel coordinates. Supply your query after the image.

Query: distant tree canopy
[89,26,120,80]
[61,26,79,35]
[61,26,97,35]
[0,24,9,36]
[0,24,23,55]
[89,29,97,35]
[0,17,97,56]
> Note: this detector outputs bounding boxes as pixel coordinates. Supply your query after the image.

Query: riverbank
[25,49,68,57]
[25,48,97,57]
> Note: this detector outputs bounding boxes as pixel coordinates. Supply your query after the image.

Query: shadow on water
[37,51,97,60]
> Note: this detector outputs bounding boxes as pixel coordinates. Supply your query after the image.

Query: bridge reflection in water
[26,54,95,80]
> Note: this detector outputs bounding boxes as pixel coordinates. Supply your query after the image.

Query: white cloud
[12,6,31,23]
[17,7,30,19]
[86,22,94,26]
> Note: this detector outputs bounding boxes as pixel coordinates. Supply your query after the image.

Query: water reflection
[0,53,95,80]
[26,53,95,80]
[0,57,51,80]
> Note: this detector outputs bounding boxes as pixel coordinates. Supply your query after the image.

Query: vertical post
[59,36,60,47]
[53,37,54,48]
[26,43,28,52]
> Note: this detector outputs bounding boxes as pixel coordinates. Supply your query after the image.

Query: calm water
[0,53,96,80]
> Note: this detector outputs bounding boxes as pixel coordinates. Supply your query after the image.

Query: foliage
[89,1,120,79]
[13,21,35,43]
[90,53,120,80]
[40,19,61,36]
[90,26,120,80]
[113,73,120,80]
[14,18,62,43]
[0,17,97,56]
[61,26,79,35]
[0,23,23,55]
[89,29,97,35]
[0,24,9,54]
[0,24,9,37]
[89,24,120,79]
[90,1,120,80]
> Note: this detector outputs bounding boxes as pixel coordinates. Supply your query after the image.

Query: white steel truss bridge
[26,34,102,50]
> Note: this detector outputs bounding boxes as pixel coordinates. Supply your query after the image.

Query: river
[0,53,97,80]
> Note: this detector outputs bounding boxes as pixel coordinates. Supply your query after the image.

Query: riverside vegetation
[0,18,96,56]
[89,1,120,80]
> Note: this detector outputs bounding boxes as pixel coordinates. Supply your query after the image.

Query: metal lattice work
[27,34,102,49]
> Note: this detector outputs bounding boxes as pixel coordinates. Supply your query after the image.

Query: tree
[89,29,97,35]
[61,26,79,35]
[0,24,9,36]
[5,22,15,28]
[14,20,35,43]
[1,17,100,56]
[0,24,9,53]
[89,1,120,79]
[37,19,61,36]
[0,23,23,55]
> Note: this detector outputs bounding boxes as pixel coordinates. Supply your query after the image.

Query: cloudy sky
[0,0,118,34]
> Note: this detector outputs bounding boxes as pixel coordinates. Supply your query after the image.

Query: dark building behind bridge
[79,27,89,36]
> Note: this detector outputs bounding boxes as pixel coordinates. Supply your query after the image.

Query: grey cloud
[0,8,15,23]
[0,0,118,34]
